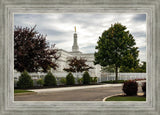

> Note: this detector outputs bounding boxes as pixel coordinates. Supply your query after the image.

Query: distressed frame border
[0,0,159,115]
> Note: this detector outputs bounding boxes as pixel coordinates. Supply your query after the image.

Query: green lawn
[106,96,146,101]
[14,89,33,93]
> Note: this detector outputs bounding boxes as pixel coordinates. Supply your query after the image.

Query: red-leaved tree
[63,57,93,73]
[14,26,60,72]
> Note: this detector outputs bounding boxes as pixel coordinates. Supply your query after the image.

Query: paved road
[14,86,142,101]
[15,86,123,101]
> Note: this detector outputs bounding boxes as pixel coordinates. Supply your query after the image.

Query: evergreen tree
[17,70,33,89]
[83,71,90,85]
[44,72,57,86]
[66,72,75,85]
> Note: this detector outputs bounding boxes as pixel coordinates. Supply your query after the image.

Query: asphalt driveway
[15,86,123,101]
[14,85,143,101]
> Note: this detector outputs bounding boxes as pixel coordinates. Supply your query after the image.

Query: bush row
[122,80,146,96]
[16,71,97,89]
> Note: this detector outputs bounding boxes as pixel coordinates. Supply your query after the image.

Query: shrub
[83,71,90,85]
[90,77,97,83]
[77,77,83,84]
[60,78,66,85]
[44,72,57,86]
[37,78,44,86]
[142,82,146,96]
[122,80,138,96]
[17,70,33,89]
[66,72,75,85]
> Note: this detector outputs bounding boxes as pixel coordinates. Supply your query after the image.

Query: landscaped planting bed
[101,80,125,84]
[14,83,102,89]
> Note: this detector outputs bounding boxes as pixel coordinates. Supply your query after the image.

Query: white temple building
[50,27,101,77]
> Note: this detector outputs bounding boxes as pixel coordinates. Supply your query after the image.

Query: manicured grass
[106,96,146,101]
[102,80,125,84]
[14,89,33,94]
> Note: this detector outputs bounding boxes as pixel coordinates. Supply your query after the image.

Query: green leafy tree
[140,61,146,72]
[120,61,146,73]
[101,65,115,73]
[17,70,33,89]
[95,23,139,81]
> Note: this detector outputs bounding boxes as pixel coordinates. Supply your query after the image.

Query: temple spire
[75,26,76,33]
[72,26,79,52]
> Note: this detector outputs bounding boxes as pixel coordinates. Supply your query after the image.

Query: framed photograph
[13,13,147,102]
[0,0,160,115]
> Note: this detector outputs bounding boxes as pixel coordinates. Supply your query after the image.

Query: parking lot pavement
[15,84,143,101]
[15,86,123,101]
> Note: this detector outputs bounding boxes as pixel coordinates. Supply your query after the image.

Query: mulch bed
[14,83,103,90]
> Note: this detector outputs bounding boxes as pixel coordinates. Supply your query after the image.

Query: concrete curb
[103,93,124,101]
[29,84,123,93]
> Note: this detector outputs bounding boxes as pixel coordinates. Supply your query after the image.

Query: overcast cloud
[14,13,146,62]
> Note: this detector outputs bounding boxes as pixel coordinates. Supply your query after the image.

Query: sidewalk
[28,84,123,93]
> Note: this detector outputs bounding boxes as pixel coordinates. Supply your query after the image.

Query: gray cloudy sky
[14,13,146,62]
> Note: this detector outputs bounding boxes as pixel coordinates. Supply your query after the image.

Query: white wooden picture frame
[0,0,159,115]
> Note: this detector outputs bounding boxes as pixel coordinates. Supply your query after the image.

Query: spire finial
[75,26,76,33]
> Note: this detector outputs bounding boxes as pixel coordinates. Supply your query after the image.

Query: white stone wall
[53,49,101,77]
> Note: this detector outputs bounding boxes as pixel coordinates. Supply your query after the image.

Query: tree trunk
[115,66,118,81]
